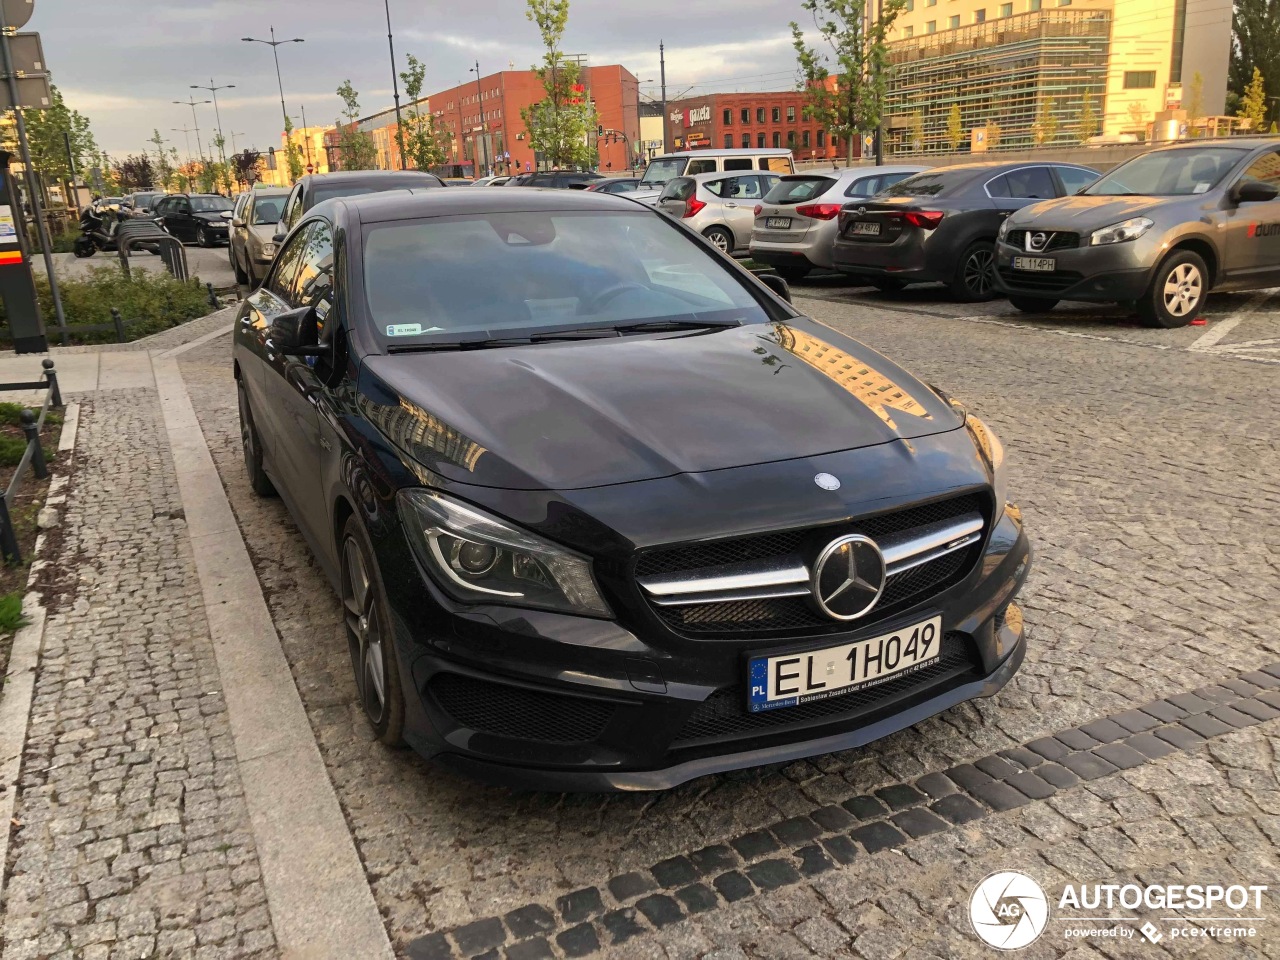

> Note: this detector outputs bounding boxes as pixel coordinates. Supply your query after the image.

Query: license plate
[747,615,942,713]
[766,217,792,229]
[850,221,881,236]
[1012,256,1055,272]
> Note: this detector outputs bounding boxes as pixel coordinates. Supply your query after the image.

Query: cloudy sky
[37,0,809,160]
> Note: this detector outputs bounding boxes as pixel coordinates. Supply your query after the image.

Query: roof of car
[914,160,1095,176]
[325,185,645,225]
[1142,137,1279,152]
[684,170,781,183]
[301,170,442,186]
[652,148,792,158]
[781,165,930,179]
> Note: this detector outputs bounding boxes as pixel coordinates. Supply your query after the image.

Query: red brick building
[664,91,859,162]
[428,64,642,176]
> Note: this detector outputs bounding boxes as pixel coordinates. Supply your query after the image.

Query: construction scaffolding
[884,10,1113,154]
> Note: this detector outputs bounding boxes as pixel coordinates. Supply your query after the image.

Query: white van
[638,149,795,191]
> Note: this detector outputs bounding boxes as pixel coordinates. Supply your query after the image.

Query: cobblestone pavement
[2,388,277,959]
[175,279,1280,958]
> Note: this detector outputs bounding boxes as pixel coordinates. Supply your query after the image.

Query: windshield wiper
[385,320,740,354]
[612,319,740,333]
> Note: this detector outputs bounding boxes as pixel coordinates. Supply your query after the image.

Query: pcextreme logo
[970,871,1050,950]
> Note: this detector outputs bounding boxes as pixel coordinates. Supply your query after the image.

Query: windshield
[312,180,439,205]
[1084,147,1247,196]
[882,169,973,198]
[639,158,687,188]
[133,193,161,206]
[764,176,835,204]
[252,197,286,224]
[362,211,770,346]
[191,196,234,213]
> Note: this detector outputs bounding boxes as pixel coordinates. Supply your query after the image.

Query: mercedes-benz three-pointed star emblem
[811,534,886,620]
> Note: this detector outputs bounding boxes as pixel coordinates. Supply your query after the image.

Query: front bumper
[390,501,1032,792]
[993,237,1154,302]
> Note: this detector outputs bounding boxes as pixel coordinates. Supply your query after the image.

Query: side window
[879,172,915,192]
[1004,166,1056,199]
[661,178,694,202]
[703,178,728,198]
[1055,166,1099,195]
[723,158,753,171]
[266,223,313,304]
[847,176,880,197]
[1239,151,1280,188]
[177,199,192,214]
[239,195,253,223]
[727,176,764,200]
[291,222,335,339]
[986,175,1011,198]
[282,189,304,229]
[686,159,716,175]
[761,157,792,173]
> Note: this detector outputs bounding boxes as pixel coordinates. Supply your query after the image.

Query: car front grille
[1005,230,1080,252]
[997,267,1083,292]
[636,494,987,639]
[673,631,978,746]
[429,673,614,743]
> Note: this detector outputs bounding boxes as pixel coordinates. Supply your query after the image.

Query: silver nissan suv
[994,139,1280,327]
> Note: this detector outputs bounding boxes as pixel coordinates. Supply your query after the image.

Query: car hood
[1007,194,1167,229]
[357,318,963,491]
[195,211,232,222]
[249,224,277,243]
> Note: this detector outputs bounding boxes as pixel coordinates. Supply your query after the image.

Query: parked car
[123,190,166,218]
[579,176,642,194]
[153,193,236,246]
[831,161,1100,300]
[232,187,1030,790]
[509,170,604,189]
[276,170,444,236]
[994,139,1280,327]
[230,187,290,287]
[228,192,251,269]
[751,166,930,282]
[656,171,782,254]
[631,149,797,207]
[471,175,511,187]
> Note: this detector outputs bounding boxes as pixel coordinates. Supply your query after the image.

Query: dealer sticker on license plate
[851,221,881,236]
[747,615,942,713]
[766,217,791,229]
[1012,256,1056,272]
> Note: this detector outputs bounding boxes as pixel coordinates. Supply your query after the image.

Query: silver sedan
[655,171,781,254]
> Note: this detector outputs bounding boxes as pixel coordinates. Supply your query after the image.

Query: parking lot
[170,276,1280,958]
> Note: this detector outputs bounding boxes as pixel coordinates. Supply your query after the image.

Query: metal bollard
[111,307,126,342]
[42,359,62,407]
[206,282,218,308]
[0,496,20,565]
[21,409,47,480]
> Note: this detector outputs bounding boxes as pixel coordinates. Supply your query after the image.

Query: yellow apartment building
[884,0,1232,151]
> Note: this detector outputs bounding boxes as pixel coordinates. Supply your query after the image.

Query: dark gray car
[831,161,1099,301]
[994,139,1280,327]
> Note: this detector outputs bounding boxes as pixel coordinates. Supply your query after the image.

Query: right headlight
[966,415,1008,509]
[997,217,1012,242]
[260,241,278,257]
[398,489,613,619]
[1088,217,1153,246]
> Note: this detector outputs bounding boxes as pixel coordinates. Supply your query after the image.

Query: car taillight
[795,203,842,220]
[683,197,707,218]
[754,204,762,216]
[905,210,945,229]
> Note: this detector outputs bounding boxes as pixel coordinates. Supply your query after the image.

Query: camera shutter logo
[970,871,1050,950]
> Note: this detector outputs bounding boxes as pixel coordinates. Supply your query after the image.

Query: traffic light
[597,123,604,137]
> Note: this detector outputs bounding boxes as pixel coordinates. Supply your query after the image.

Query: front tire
[949,240,998,302]
[1008,295,1059,313]
[237,380,276,498]
[73,237,95,258]
[196,225,210,247]
[703,227,733,254]
[1138,250,1206,328]
[340,516,406,746]
[232,251,249,285]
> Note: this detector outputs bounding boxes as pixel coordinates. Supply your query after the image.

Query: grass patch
[0,266,212,346]
[0,592,26,635]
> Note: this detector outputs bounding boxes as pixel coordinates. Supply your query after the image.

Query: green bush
[0,591,26,635]
[0,266,211,346]
[0,403,60,427]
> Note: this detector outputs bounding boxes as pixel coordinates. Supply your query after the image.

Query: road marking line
[1188,290,1275,351]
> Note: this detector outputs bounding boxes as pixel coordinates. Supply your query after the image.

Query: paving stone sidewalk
[0,385,277,960]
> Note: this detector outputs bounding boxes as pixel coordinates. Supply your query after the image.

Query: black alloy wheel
[950,240,998,302]
[237,380,276,498]
[196,225,210,247]
[340,516,405,745]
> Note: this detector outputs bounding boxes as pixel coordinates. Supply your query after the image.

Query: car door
[231,194,251,265]
[279,184,305,236]
[170,196,195,241]
[1224,149,1280,287]
[261,220,334,547]
[721,175,767,247]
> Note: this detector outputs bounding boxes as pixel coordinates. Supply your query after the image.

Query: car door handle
[725,202,739,208]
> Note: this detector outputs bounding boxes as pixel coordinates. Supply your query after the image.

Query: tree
[945,103,963,151]
[907,110,924,152]
[791,0,907,165]
[1127,100,1148,136]
[520,0,597,170]
[1032,97,1058,146]
[334,80,378,171]
[148,129,174,190]
[283,116,305,181]
[985,118,1002,150]
[1230,0,1280,109]
[232,149,263,186]
[114,154,155,191]
[1237,66,1268,130]
[24,85,97,186]
[1077,94,1098,143]
[1185,71,1204,134]
[400,53,452,171]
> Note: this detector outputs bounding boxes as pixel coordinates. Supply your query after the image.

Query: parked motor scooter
[73,201,121,258]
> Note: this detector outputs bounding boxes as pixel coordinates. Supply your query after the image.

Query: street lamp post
[469,62,489,176]
[384,0,407,169]
[242,27,305,173]
[173,95,212,167]
[171,127,195,168]
[191,79,236,174]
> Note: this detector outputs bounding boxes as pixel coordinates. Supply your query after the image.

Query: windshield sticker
[1193,182,1211,194]
[386,323,442,337]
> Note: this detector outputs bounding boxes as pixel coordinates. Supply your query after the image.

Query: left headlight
[966,415,1008,509]
[398,489,613,619]
[1088,216,1153,246]
[260,242,278,257]
[996,217,1012,242]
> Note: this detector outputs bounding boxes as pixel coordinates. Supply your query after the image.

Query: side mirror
[231,216,246,228]
[758,272,792,303]
[268,305,328,357]
[1234,180,1279,204]
[272,226,287,243]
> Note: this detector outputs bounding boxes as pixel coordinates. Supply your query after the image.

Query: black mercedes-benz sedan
[232,188,1031,791]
